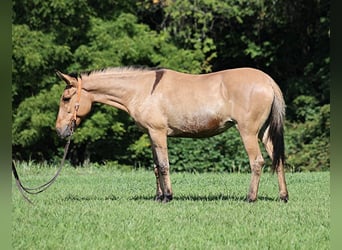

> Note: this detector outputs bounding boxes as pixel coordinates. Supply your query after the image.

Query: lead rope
[12,134,72,204]
[12,76,82,204]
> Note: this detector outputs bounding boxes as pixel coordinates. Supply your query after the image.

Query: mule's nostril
[56,129,65,138]
[56,125,71,138]
[56,128,62,137]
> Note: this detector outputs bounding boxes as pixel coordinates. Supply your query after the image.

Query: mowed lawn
[12,165,329,249]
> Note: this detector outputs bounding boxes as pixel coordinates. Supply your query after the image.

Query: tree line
[12,0,330,172]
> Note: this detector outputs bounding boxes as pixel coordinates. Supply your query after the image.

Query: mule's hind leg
[239,131,265,202]
[261,128,289,202]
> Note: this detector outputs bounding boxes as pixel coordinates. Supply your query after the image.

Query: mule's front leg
[149,130,173,203]
[153,164,163,201]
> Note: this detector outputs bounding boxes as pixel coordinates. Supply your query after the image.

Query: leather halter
[70,76,82,129]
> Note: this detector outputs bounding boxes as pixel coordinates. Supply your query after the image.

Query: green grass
[12,164,330,249]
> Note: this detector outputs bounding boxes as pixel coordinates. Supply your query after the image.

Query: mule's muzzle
[56,123,74,138]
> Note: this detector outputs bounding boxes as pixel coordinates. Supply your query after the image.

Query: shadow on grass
[63,193,278,202]
[131,194,278,202]
[63,194,119,201]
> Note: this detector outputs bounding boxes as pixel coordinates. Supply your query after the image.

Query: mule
[55,67,288,203]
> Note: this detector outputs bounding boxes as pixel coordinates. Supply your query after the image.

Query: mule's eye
[62,88,76,102]
[62,96,71,102]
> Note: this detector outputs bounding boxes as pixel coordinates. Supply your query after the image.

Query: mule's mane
[81,66,160,78]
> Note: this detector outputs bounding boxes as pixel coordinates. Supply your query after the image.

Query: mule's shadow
[63,194,119,202]
[64,193,277,202]
[130,194,277,202]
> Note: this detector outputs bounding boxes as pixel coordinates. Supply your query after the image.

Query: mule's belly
[167,115,235,138]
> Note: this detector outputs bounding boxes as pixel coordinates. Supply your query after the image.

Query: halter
[70,76,82,130]
[12,76,83,204]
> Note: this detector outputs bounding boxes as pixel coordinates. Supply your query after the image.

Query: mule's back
[141,68,275,137]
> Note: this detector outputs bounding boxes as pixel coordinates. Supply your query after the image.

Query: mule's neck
[80,70,152,114]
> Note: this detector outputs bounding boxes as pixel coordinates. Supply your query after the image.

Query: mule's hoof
[162,194,173,203]
[280,194,289,203]
[155,195,163,202]
[155,194,173,203]
[246,196,257,203]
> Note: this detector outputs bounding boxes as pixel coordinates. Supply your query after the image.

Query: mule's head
[55,71,93,138]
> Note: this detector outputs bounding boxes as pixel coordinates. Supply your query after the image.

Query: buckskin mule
[55,67,289,203]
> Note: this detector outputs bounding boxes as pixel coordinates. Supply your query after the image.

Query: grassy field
[12,164,329,249]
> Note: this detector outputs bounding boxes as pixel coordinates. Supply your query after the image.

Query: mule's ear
[55,70,78,87]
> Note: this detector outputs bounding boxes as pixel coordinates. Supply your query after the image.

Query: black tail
[268,82,286,172]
